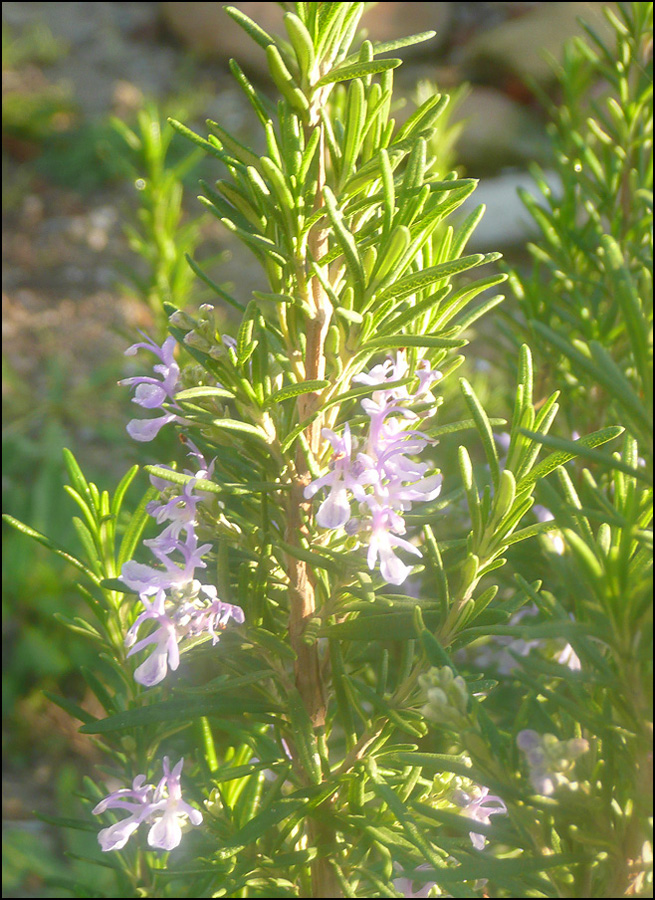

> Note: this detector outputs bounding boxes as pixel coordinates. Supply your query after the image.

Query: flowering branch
[4,3,651,898]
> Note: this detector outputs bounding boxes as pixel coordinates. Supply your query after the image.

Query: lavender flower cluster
[92,341,245,855]
[305,352,443,585]
[93,757,203,852]
[119,338,244,688]
[118,448,245,688]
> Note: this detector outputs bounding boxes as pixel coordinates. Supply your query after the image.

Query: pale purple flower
[471,604,541,675]
[517,730,559,795]
[316,484,350,530]
[93,758,202,852]
[121,559,174,596]
[92,774,154,851]
[125,589,182,687]
[181,584,245,645]
[120,335,182,441]
[382,469,443,511]
[352,353,408,389]
[453,786,507,850]
[366,503,421,585]
[494,432,511,453]
[144,445,216,549]
[494,431,511,468]
[119,437,244,687]
[126,413,178,442]
[182,439,214,476]
[414,358,443,399]
[145,474,211,545]
[121,335,180,403]
[355,352,424,448]
[125,579,245,687]
[148,442,214,495]
[533,505,555,524]
[354,350,441,414]
[121,530,211,596]
[361,394,417,453]
[148,464,179,494]
[393,864,437,898]
[146,491,200,541]
[470,604,582,675]
[304,425,360,529]
[369,431,431,484]
[556,641,581,671]
[146,757,203,851]
[517,730,589,796]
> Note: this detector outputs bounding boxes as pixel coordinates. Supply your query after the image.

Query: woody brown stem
[283,91,342,895]
[286,114,333,727]
[298,122,333,454]
[286,475,325,727]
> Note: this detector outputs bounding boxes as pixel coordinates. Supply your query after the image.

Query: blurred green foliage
[2,20,68,68]
[506,2,653,449]
[3,765,117,899]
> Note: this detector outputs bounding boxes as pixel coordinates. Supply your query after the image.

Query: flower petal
[98,817,141,852]
[378,547,413,585]
[134,646,170,687]
[133,382,168,408]
[316,487,350,529]
[147,810,183,851]
[127,414,177,442]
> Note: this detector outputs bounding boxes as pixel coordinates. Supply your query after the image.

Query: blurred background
[2,2,618,896]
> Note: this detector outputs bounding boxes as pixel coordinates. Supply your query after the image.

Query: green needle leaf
[267,380,330,404]
[80,693,281,733]
[459,378,501,491]
[316,58,401,87]
[516,425,630,493]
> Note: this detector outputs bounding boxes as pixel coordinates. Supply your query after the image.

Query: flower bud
[169,310,197,330]
[517,730,589,795]
[420,666,470,726]
[184,331,211,352]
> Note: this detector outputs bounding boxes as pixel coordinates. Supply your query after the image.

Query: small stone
[112,79,144,115]
[461,2,614,93]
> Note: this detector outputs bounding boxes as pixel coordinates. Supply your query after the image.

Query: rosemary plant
[5,3,651,898]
